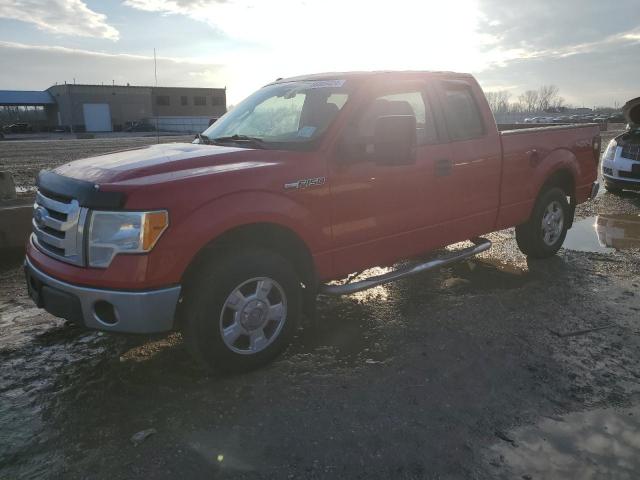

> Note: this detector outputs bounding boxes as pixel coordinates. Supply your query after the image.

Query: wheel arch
[538,167,577,227]
[177,222,319,327]
[182,222,317,287]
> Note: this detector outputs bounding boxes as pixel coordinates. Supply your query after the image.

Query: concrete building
[0,84,226,133]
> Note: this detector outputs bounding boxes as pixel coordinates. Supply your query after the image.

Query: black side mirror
[372,115,417,166]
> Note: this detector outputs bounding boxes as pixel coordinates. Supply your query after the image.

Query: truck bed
[495,122,601,230]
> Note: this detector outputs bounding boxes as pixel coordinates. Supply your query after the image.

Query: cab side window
[358,90,438,145]
[441,82,485,140]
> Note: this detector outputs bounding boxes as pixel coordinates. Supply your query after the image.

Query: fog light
[94,300,118,325]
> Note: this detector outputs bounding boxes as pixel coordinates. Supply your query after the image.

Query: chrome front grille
[621,144,640,162]
[32,190,89,266]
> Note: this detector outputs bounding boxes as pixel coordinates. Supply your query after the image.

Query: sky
[0,0,638,107]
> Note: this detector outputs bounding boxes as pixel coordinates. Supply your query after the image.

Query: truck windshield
[200,80,350,147]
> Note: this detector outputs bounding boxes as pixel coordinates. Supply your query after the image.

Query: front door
[327,80,449,277]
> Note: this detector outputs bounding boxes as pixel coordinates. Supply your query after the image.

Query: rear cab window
[439,80,486,141]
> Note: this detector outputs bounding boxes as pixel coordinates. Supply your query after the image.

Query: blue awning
[0,90,55,105]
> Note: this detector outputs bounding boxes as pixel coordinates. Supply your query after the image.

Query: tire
[604,181,623,194]
[515,187,570,258]
[182,249,301,372]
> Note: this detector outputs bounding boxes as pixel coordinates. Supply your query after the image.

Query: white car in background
[601,97,640,193]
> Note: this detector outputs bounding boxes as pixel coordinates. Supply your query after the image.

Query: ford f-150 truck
[24,71,601,371]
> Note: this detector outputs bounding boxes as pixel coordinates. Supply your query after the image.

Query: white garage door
[83,103,112,132]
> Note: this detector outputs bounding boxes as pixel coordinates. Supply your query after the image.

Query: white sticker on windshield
[298,126,317,138]
[306,80,346,89]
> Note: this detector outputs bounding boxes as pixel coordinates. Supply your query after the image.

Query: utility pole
[154,48,159,144]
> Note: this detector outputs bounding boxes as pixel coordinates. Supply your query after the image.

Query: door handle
[435,158,453,177]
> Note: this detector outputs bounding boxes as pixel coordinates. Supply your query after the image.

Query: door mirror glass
[372,115,417,165]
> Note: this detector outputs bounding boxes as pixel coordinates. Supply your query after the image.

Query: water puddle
[564,214,640,253]
[488,406,640,479]
[441,257,530,291]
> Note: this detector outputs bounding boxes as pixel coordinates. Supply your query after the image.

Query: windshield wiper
[211,134,266,147]
[195,133,212,144]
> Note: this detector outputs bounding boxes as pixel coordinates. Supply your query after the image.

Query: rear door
[432,78,502,240]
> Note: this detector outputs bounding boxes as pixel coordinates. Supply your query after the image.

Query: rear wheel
[516,187,570,258]
[182,249,301,372]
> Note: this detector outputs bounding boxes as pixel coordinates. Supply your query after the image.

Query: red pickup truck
[25,71,600,371]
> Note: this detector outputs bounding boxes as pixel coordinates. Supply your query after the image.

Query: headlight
[88,210,168,268]
[602,140,617,164]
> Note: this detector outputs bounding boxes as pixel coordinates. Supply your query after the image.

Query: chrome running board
[320,237,492,296]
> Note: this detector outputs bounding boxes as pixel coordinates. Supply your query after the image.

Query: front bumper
[24,256,181,334]
[603,173,640,190]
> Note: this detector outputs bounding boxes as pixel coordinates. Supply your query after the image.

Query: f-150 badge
[284,177,326,190]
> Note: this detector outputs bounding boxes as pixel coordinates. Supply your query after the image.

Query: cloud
[477,0,640,52]
[2,0,639,107]
[476,41,640,107]
[0,0,119,40]
[0,41,226,90]
[473,0,640,106]
[124,0,226,14]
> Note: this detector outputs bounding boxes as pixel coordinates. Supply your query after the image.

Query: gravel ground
[1,132,639,479]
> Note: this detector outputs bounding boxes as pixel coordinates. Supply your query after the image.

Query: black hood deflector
[37,170,126,209]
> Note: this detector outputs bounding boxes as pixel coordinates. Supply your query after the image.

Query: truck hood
[622,96,640,128]
[53,143,276,185]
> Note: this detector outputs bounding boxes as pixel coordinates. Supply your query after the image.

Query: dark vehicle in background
[2,122,32,133]
[125,121,157,132]
[601,97,640,193]
[608,113,626,123]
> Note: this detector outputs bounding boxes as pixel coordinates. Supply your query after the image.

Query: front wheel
[516,187,570,258]
[182,249,301,372]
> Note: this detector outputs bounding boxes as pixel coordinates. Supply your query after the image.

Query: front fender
[146,190,331,284]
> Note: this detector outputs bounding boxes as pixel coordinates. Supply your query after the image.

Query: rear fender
[527,148,578,218]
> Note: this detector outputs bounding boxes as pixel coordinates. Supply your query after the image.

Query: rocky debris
[130,428,157,446]
[0,171,16,201]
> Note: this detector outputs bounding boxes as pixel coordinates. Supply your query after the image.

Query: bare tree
[484,90,512,114]
[485,91,499,112]
[536,85,561,111]
[486,85,567,115]
[550,95,565,110]
[518,90,539,113]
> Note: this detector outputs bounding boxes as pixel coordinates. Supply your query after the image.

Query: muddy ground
[1,133,639,479]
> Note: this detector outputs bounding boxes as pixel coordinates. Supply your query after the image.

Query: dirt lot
[1,133,640,479]
[0,135,193,190]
